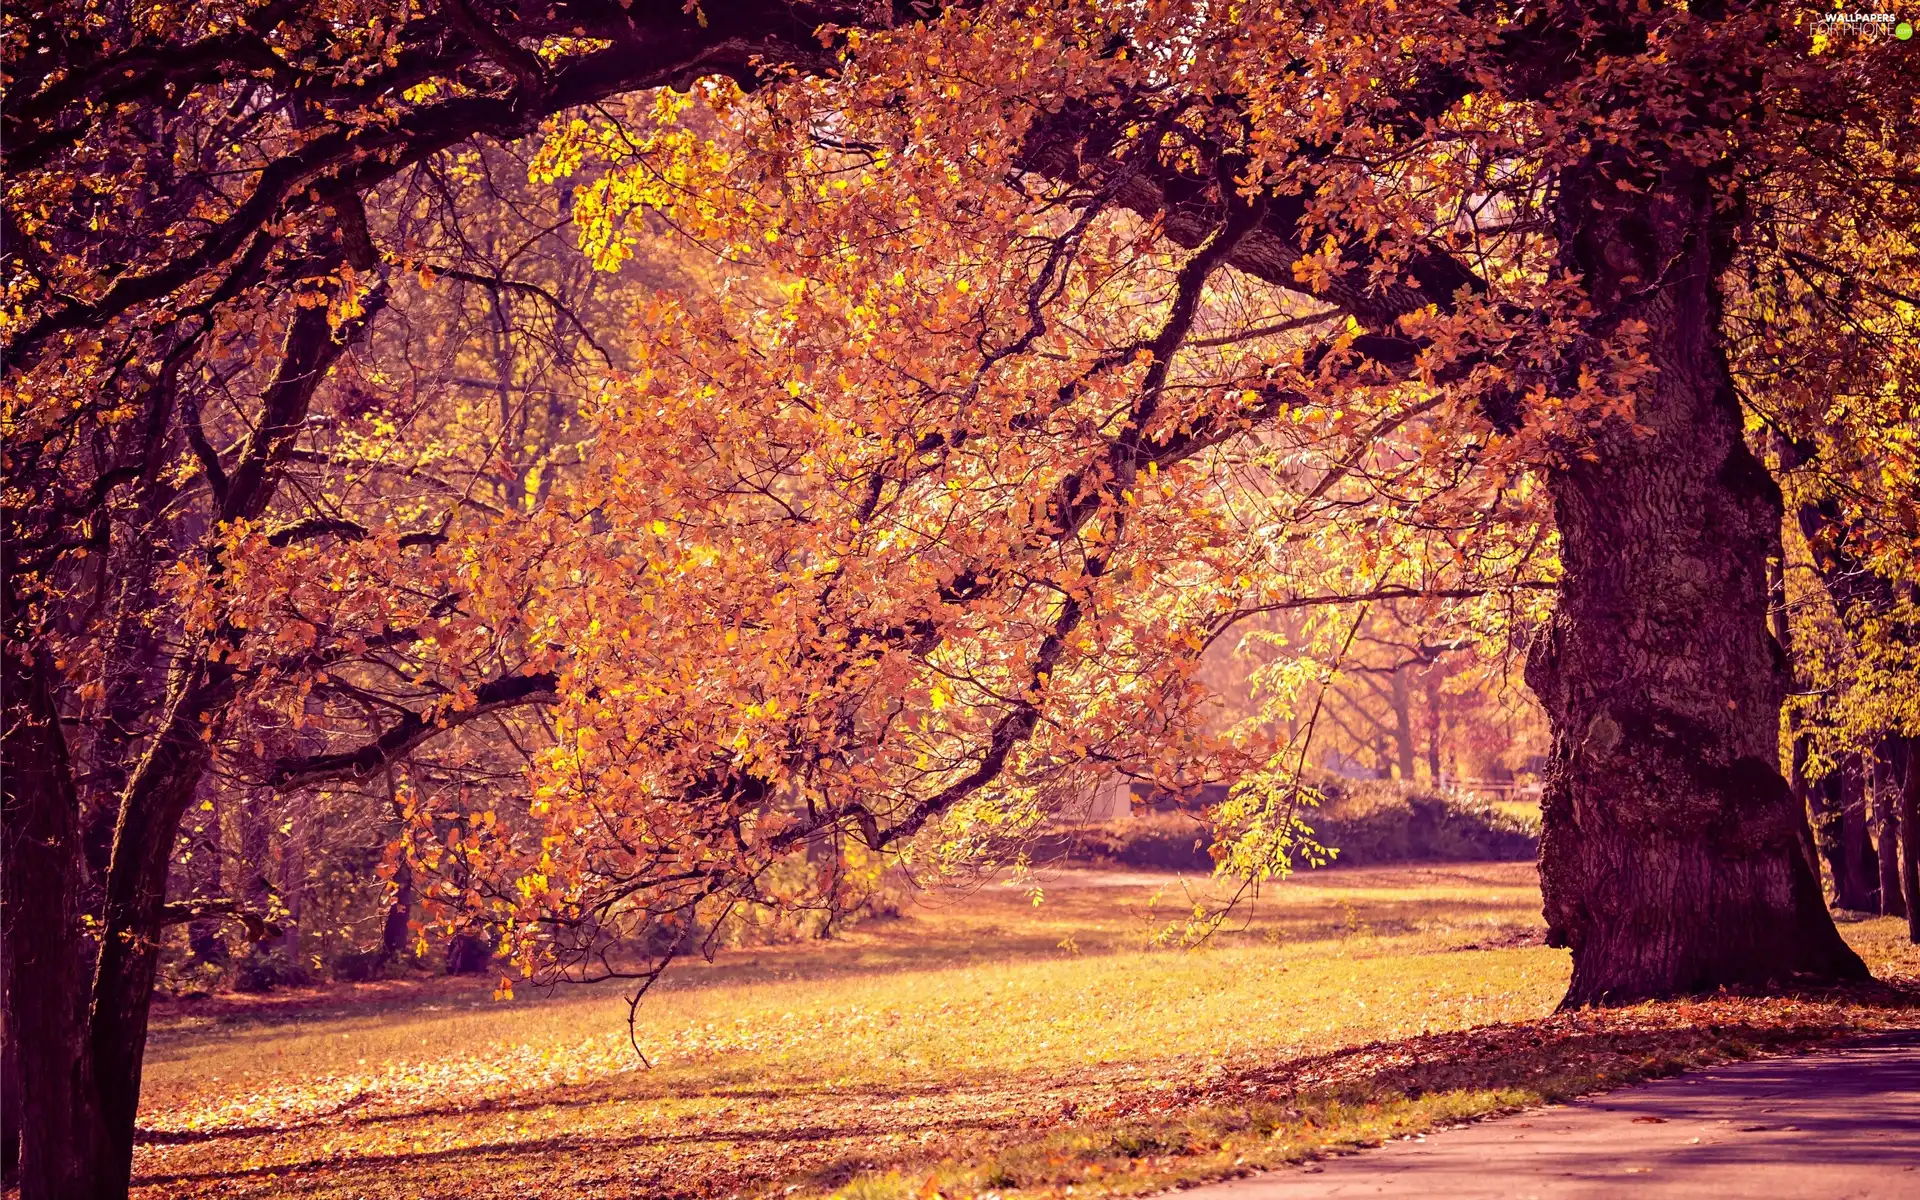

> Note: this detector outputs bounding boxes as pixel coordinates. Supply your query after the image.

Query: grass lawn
[134,863,1920,1199]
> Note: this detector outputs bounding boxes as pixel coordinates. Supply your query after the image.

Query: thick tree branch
[268,670,559,790]
[156,897,282,942]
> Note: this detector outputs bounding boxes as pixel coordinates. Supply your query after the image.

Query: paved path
[1179,1034,1920,1199]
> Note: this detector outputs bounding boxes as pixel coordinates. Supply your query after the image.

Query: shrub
[330,948,393,982]
[1308,779,1539,866]
[1034,812,1216,870]
[1042,780,1538,871]
[231,947,312,993]
[702,842,906,950]
[444,932,495,976]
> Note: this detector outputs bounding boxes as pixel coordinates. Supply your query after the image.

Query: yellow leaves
[742,696,782,720]
[528,119,589,184]
[929,683,950,711]
[1291,237,1348,294]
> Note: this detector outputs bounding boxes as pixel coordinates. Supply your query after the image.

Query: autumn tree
[6,4,1919,1200]
[511,0,1908,1008]
[3,5,859,1195]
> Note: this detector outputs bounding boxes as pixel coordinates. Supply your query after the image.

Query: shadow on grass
[135,1075,975,1147]
[1218,980,1920,1106]
[146,873,1543,1056]
[130,1109,1012,1187]
[789,980,1920,1196]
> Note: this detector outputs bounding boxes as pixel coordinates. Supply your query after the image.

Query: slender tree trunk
[1808,770,1846,902]
[1873,742,1906,919]
[1389,667,1417,784]
[1,647,109,1197]
[1900,738,1920,944]
[1525,154,1865,1006]
[280,805,306,963]
[87,666,231,1198]
[1422,666,1443,784]
[1765,549,1821,880]
[80,301,332,1183]
[380,858,414,965]
[186,786,228,966]
[1835,757,1880,912]
[378,764,413,966]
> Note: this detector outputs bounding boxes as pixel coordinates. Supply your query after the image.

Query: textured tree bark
[1,1003,18,1182]
[0,647,109,1198]
[1525,155,1866,1006]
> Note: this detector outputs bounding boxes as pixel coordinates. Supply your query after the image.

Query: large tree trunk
[1,647,110,1197]
[1525,155,1866,1007]
[1,1000,18,1183]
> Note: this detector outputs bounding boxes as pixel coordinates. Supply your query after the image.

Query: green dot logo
[1899,20,1915,40]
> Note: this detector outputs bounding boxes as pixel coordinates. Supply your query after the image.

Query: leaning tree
[5,3,1917,1198]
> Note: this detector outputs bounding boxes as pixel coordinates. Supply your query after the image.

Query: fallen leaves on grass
[817,988,1920,1199]
[130,869,1920,1200]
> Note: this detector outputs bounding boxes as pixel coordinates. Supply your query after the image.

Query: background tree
[4,5,841,1193]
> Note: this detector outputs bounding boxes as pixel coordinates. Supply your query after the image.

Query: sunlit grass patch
[131,866,1919,1200]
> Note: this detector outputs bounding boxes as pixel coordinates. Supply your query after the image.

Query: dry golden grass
[133,863,1920,1199]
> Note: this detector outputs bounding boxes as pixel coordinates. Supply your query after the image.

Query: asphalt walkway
[1177,1034,1920,1198]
